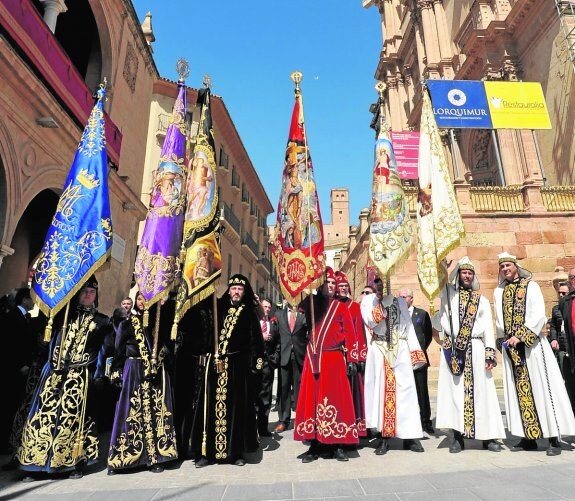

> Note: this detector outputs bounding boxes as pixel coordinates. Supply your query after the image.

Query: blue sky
[132,1,382,226]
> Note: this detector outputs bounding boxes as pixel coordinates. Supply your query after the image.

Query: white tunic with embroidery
[494,280,575,438]
[361,294,424,439]
[433,284,505,440]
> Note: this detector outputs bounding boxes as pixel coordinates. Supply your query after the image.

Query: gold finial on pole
[291,71,303,96]
[374,81,390,138]
[203,74,212,89]
[176,58,190,82]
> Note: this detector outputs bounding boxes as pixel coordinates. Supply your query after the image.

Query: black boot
[403,439,424,452]
[302,440,320,463]
[510,438,537,452]
[482,440,502,452]
[333,446,349,462]
[258,414,272,437]
[375,435,388,455]
[449,430,464,453]
[547,437,561,456]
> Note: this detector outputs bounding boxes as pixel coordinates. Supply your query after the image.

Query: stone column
[432,0,455,78]
[40,0,68,33]
[412,10,427,77]
[386,76,402,131]
[0,244,14,271]
[417,0,441,78]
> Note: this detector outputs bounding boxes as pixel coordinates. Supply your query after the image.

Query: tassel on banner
[44,314,53,343]
[171,320,179,341]
[202,432,207,457]
[143,308,149,328]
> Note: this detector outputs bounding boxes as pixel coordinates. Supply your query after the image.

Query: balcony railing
[222,203,241,236]
[470,185,525,212]
[541,185,575,211]
[242,231,259,257]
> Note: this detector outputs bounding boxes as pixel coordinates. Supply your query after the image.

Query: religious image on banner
[32,83,112,327]
[416,87,465,300]
[134,79,187,308]
[174,84,222,328]
[272,72,324,305]
[368,135,413,276]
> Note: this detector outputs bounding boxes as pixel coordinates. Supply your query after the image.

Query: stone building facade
[0,0,277,314]
[337,1,575,329]
[0,0,155,314]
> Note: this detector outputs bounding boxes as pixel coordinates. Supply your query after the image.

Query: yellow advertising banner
[484,81,551,129]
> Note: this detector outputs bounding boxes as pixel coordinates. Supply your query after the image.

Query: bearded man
[191,274,264,467]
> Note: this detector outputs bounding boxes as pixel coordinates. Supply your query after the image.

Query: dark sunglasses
[361,290,372,294]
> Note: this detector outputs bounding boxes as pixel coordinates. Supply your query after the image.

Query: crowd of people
[2,251,575,481]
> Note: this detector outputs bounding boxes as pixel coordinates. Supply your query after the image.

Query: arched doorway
[0,190,59,295]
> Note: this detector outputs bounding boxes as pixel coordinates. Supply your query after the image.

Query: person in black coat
[274,299,308,433]
[0,288,35,453]
[558,274,575,414]
[399,288,434,435]
[255,298,280,437]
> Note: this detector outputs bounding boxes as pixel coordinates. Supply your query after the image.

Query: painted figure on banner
[272,73,324,304]
[183,236,221,290]
[151,156,184,212]
[370,138,406,233]
[185,151,214,221]
[283,141,305,248]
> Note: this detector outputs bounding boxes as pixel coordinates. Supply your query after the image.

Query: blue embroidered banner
[32,85,112,317]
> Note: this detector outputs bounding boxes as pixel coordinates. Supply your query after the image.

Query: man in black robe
[190,274,264,467]
[17,276,111,480]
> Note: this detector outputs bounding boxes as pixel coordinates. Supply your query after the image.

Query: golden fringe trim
[32,250,111,337]
[171,275,220,340]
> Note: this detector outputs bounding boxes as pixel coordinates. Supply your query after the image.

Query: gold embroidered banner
[416,88,465,300]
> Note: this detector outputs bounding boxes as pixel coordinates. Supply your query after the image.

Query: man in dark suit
[399,288,434,435]
[274,299,308,433]
[558,271,575,414]
[256,298,280,437]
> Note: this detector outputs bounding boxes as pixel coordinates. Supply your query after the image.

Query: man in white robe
[494,252,575,456]
[361,278,425,455]
[433,257,505,453]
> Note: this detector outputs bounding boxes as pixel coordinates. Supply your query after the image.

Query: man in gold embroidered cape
[17,277,112,480]
[433,257,505,453]
[494,252,575,456]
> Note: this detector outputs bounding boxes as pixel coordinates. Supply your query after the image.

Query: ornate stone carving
[123,42,139,93]
[417,0,433,8]
[471,130,491,172]
[501,59,523,81]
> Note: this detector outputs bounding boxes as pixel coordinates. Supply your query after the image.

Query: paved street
[2,373,575,500]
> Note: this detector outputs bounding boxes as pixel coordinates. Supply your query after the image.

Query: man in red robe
[335,271,367,437]
[294,267,359,462]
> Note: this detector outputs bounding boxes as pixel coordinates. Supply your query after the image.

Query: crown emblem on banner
[77,169,100,189]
